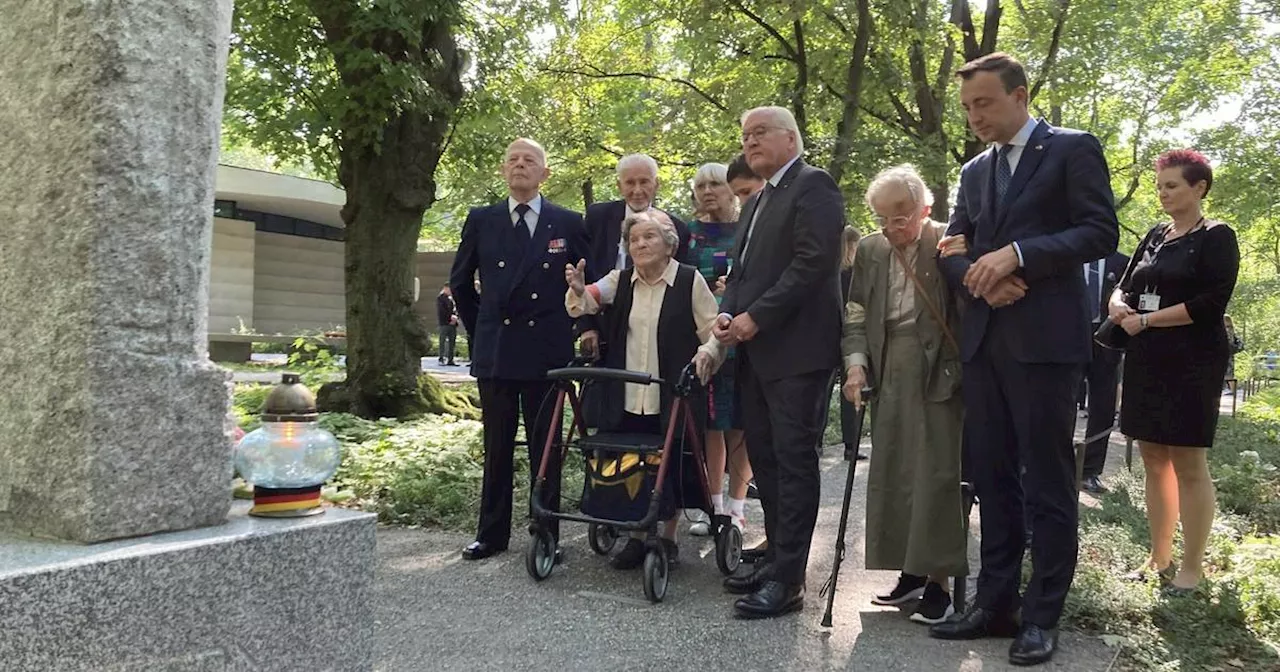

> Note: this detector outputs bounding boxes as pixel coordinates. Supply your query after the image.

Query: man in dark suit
[930,54,1119,666]
[1080,251,1129,494]
[435,284,459,366]
[449,137,590,561]
[578,154,690,357]
[713,106,844,619]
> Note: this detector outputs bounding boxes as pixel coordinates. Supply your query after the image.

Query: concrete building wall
[252,231,345,334]
[208,217,255,332]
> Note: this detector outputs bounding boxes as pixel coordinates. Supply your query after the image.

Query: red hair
[1155,149,1213,198]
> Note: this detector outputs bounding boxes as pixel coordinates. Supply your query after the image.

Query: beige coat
[841,219,968,575]
[841,221,961,401]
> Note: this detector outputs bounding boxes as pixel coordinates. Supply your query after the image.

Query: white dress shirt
[740,154,801,262]
[508,194,542,237]
[997,116,1039,267]
[566,258,725,415]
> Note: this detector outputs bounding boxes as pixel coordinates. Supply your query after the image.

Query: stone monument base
[0,501,375,671]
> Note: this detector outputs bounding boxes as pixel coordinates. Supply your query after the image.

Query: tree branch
[725,0,798,59]
[980,0,1003,56]
[1028,0,1070,102]
[595,143,699,168]
[539,65,730,113]
[862,104,921,140]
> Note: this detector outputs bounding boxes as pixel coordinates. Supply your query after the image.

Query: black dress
[1119,221,1240,447]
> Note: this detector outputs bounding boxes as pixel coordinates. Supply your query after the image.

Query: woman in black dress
[1108,149,1240,594]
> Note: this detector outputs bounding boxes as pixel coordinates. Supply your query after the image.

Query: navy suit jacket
[939,120,1120,364]
[449,198,589,380]
[582,200,690,282]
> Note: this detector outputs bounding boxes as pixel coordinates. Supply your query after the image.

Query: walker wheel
[642,546,669,603]
[588,523,618,556]
[526,528,556,582]
[715,523,743,575]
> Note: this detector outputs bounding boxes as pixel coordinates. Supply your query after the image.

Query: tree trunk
[340,112,450,418]
[582,178,594,208]
[827,0,872,186]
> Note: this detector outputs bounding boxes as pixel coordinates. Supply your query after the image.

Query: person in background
[838,226,869,462]
[436,284,459,366]
[1079,250,1129,494]
[449,137,590,562]
[565,209,724,568]
[682,162,751,539]
[1113,149,1240,596]
[843,164,969,625]
[579,154,692,361]
[1223,315,1244,386]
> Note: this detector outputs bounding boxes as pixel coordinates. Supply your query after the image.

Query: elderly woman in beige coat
[842,164,968,625]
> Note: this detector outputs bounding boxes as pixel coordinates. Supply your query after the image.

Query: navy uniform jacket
[939,120,1120,364]
[449,197,590,380]
[583,200,690,282]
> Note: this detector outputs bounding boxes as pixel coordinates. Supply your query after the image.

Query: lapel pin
[1034,144,1044,151]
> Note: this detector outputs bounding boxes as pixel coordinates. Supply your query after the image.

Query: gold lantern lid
[260,372,320,423]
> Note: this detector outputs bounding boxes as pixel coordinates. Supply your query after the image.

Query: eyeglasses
[741,126,782,144]
[872,214,913,230]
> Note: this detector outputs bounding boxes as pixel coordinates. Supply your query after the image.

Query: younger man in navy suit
[449,138,590,560]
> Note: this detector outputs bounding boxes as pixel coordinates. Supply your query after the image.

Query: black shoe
[734,580,805,619]
[843,444,869,461]
[909,582,955,625]
[746,480,760,499]
[929,605,1020,640]
[1008,624,1059,666]
[660,538,680,568]
[461,540,505,560]
[872,573,927,606]
[438,358,445,365]
[741,540,769,564]
[447,361,458,366]
[724,562,772,594]
[1080,475,1108,494]
[610,538,646,570]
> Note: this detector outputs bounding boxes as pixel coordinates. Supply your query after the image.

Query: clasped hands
[712,312,758,347]
[941,238,1027,309]
[1108,300,1147,336]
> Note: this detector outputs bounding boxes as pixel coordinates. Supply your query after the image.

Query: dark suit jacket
[721,159,845,381]
[435,293,456,326]
[939,120,1120,364]
[582,200,690,281]
[449,198,589,380]
[1084,251,1129,323]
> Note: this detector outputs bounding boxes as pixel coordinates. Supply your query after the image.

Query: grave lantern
[234,373,341,517]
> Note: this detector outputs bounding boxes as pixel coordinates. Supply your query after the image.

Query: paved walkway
[372,418,1124,671]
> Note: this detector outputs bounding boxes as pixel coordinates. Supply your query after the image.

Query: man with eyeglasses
[713,106,844,619]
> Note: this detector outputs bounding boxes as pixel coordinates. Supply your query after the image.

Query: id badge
[1138,293,1161,312]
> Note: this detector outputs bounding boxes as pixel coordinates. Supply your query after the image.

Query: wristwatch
[1139,314,1149,330]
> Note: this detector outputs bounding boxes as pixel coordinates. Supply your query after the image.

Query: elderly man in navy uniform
[450,137,590,560]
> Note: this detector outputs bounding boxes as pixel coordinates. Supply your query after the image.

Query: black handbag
[1094,319,1129,351]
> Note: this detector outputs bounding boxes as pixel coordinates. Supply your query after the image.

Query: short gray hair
[616,154,659,178]
[865,164,934,210]
[621,209,680,252]
[740,106,804,155]
[693,162,728,186]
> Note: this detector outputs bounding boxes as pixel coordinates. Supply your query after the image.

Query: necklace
[1165,216,1205,241]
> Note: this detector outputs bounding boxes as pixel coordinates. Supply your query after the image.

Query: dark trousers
[962,330,1080,628]
[438,324,458,363]
[738,351,829,585]
[475,378,561,547]
[1081,338,1121,478]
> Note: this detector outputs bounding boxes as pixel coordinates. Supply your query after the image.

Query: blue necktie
[995,144,1013,203]
[514,203,532,243]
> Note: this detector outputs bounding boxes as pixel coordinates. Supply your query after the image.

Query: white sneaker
[688,510,712,536]
[731,513,746,531]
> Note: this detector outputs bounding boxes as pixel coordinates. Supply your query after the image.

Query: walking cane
[820,386,872,628]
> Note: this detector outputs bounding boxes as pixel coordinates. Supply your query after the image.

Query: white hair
[865,164,934,210]
[505,137,547,165]
[693,162,728,186]
[621,208,680,251]
[615,153,659,178]
[740,106,804,155]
